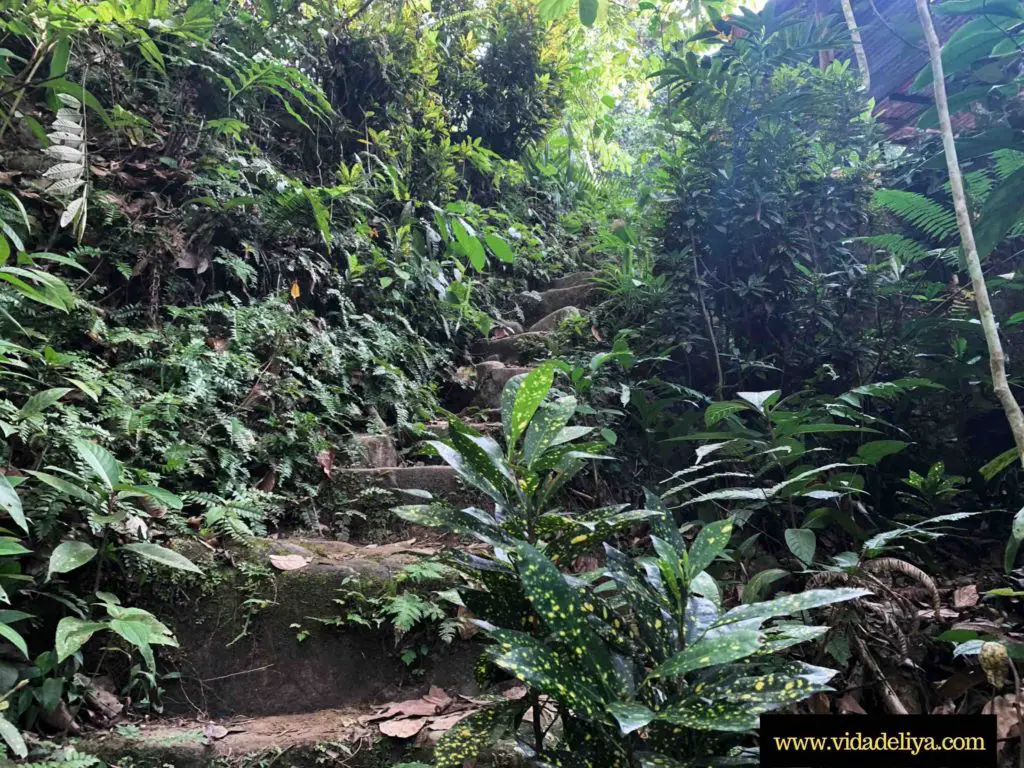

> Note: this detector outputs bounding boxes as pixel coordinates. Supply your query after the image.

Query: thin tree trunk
[914,0,1024,468]
[840,0,871,91]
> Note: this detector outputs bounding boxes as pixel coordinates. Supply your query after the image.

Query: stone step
[471,330,549,365]
[160,540,480,718]
[528,305,581,333]
[338,464,480,505]
[350,433,398,468]
[473,361,531,409]
[551,270,600,289]
[423,419,502,438]
[519,283,597,324]
[78,702,524,767]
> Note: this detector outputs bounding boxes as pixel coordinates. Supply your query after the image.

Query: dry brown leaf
[837,694,866,715]
[380,698,441,718]
[256,469,277,492]
[502,686,528,701]
[983,695,1020,745]
[269,554,310,571]
[316,448,335,479]
[953,585,979,609]
[428,712,470,731]
[424,687,453,711]
[379,718,426,739]
[807,693,830,714]
[935,670,985,702]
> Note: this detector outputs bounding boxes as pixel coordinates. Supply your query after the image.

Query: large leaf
[539,0,574,21]
[976,166,1024,260]
[55,617,106,662]
[392,505,512,548]
[608,701,655,734]
[71,439,121,489]
[0,716,26,758]
[912,16,1019,90]
[516,542,617,693]
[116,485,184,510]
[784,528,815,566]
[121,542,202,574]
[18,387,71,419]
[434,702,520,768]
[715,588,869,626]
[0,622,28,659]
[25,470,96,504]
[0,475,26,535]
[48,540,97,578]
[484,233,515,264]
[656,697,761,732]
[503,361,556,449]
[522,395,577,469]
[649,628,762,678]
[687,518,733,580]
[429,439,507,505]
[452,218,486,271]
[0,538,29,557]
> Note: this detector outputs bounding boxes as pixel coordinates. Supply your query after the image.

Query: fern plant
[42,93,89,243]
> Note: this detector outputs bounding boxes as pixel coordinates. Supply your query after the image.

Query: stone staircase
[78,271,600,767]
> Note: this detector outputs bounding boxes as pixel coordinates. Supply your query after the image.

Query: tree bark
[840,0,871,91]
[914,0,1024,468]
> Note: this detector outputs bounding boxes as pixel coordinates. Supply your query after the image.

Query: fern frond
[852,234,929,265]
[873,189,957,242]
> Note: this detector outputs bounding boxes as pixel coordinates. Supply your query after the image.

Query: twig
[200,664,274,683]
[853,634,909,714]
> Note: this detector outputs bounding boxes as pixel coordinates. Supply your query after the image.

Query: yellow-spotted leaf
[713,587,870,627]
[502,361,556,448]
[522,395,577,469]
[686,518,733,581]
[648,628,762,679]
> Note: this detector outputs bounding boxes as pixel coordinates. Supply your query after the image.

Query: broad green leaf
[742,569,790,603]
[392,505,512,548]
[539,0,574,21]
[645,488,685,551]
[687,518,733,580]
[704,400,748,426]
[736,390,779,413]
[982,446,1019,481]
[0,716,26,758]
[18,387,71,419]
[722,662,836,706]
[0,538,30,557]
[649,628,761,678]
[484,233,515,263]
[715,588,869,626]
[485,626,605,717]
[503,361,555,448]
[0,623,27,659]
[976,166,1024,260]
[121,542,202,574]
[760,624,830,654]
[522,396,577,469]
[912,17,1017,90]
[71,439,121,489]
[55,617,106,662]
[48,540,97,578]
[117,485,184,510]
[452,218,486,271]
[690,570,721,608]
[608,701,654,734]
[656,697,761,732]
[0,476,26,535]
[429,439,507,505]
[851,440,908,465]
[933,0,1024,16]
[515,543,616,693]
[450,422,517,488]
[25,470,96,504]
[579,0,600,26]
[784,528,815,566]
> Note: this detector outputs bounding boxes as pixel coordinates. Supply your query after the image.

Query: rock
[551,271,599,289]
[528,306,581,333]
[519,284,597,323]
[352,434,398,468]
[470,331,549,365]
[474,362,531,409]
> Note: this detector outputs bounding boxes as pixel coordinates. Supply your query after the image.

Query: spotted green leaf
[687,518,733,581]
[714,588,870,627]
[656,697,761,732]
[516,542,618,692]
[392,505,512,547]
[722,662,836,707]
[649,629,762,679]
[546,509,660,565]
[428,439,507,505]
[683,595,719,644]
[449,424,516,497]
[759,623,830,654]
[644,488,685,551]
[502,361,555,449]
[523,395,577,469]
[434,702,519,768]
[608,701,655,735]
[485,626,605,718]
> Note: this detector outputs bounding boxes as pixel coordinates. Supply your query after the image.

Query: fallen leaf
[953,585,979,609]
[317,448,335,479]
[428,712,469,731]
[807,693,830,714]
[837,694,866,715]
[204,724,228,740]
[377,698,441,718]
[932,701,956,715]
[502,685,528,701]
[983,695,1020,746]
[424,686,453,711]
[256,469,277,492]
[591,325,603,342]
[269,554,309,571]
[290,280,301,299]
[936,670,985,702]
[379,718,425,739]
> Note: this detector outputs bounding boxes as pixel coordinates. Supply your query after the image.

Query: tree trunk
[914,0,1024,468]
[840,0,871,91]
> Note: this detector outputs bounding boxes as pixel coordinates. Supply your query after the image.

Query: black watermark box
[759,714,997,767]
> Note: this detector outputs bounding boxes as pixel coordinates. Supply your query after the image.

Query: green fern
[873,189,958,242]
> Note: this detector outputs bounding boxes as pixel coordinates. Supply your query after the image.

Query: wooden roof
[765,0,969,135]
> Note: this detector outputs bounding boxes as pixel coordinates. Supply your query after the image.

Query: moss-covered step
[76,706,526,767]
[158,540,480,718]
[473,361,531,409]
[518,284,597,324]
[337,465,484,509]
[471,331,550,365]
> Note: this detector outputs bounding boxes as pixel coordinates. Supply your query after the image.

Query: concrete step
[528,305,581,333]
[519,283,597,324]
[159,539,480,718]
[77,702,525,767]
[471,330,549,365]
[550,270,600,289]
[473,361,531,409]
